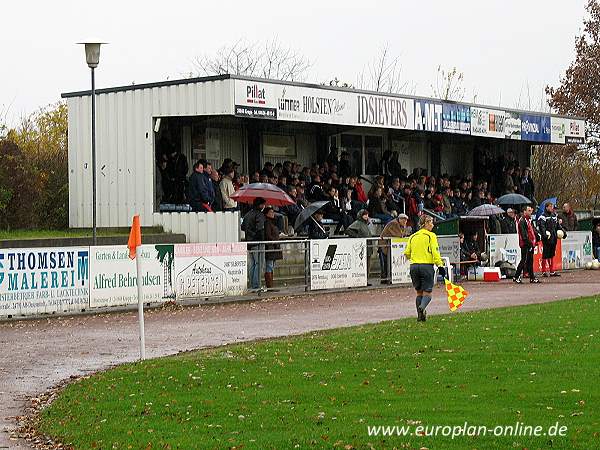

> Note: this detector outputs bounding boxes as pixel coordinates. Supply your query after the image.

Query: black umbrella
[294,201,330,230]
[496,193,532,205]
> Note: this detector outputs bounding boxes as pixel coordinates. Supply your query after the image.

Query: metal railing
[245,236,395,292]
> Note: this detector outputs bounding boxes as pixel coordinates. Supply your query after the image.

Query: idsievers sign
[233,79,414,130]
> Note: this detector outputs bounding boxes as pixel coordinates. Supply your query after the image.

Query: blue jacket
[188,171,214,210]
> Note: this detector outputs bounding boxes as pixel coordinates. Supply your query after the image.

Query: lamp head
[77,42,107,68]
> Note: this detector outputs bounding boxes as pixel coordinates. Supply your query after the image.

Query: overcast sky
[0,0,588,125]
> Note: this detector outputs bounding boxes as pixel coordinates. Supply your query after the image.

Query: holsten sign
[234,79,415,130]
[233,79,585,143]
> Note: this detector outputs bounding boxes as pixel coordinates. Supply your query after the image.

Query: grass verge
[0,227,164,241]
[39,297,600,449]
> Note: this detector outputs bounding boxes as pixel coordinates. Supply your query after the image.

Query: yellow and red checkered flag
[445,279,469,311]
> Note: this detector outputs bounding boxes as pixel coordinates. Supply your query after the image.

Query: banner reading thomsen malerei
[0,247,89,316]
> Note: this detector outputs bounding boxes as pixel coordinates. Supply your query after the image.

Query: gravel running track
[1,270,599,449]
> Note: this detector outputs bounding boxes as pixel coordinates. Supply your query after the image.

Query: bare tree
[532,144,600,209]
[192,38,311,82]
[356,45,414,94]
[431,65,465,101]
[514,81,551,113]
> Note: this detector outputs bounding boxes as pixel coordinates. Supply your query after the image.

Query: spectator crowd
[156,147,543,237]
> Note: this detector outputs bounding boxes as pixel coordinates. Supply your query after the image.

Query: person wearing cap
[378,213,412,284]
[404,215,446,322]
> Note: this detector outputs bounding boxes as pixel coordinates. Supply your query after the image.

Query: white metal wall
[67,78,234,229]
[153,211,240,243]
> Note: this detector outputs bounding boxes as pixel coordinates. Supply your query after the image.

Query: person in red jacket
[513,205,540,284]
[349,176,368,204]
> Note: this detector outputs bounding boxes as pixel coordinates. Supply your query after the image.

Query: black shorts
[410,264,435,292]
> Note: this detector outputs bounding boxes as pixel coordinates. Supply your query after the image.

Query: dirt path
[1,270,599,449]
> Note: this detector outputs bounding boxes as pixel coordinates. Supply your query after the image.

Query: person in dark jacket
[389,151,402,180]
[513,205,540,284]
[324,186,352,234]
[338,151,352,178]
[210,170,223,212]
[520,167,535,201]
[280,186,302,233]
[593,223,600,260]
[346,209,374,284]
[166,149,189,203]
[537,202,566,277]
[368,186,393,224]
[558,202,578,231]
[263,207,283,289]
[188,160,214,212]
[308,211,328,239]
[500,208,518,234]
[241,197,266,290]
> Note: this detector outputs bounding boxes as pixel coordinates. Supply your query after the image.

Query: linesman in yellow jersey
[404,215,446,322]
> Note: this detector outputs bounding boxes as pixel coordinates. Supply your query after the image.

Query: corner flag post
[128,215,145,360]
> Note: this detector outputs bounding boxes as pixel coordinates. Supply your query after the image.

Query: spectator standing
[593,223,600,260]
[263,207,283,289]
[210,170,223,212]
[501,208,518,234]
[389,151,402,179]
[241,198,267,290]
[513,205,540,284]
[346,209,375,285]
[537,202,566,277]
[558,202,578,231]
[219,168,238,211]
[167,149,189,203]
[503,167,515,194]
[521,167,535,201]
[188,160,213,212]
[338,151,352,178]
[378,213,412,283]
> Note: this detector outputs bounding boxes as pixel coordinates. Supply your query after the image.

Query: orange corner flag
[445,278,469,312]
[127,215,142,259]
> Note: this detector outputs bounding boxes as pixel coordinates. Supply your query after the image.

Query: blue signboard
[521,114,551,142]
[442,103,471,134]
[415,100,443,132]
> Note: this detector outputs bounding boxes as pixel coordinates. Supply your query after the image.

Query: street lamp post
[78,42,105,245]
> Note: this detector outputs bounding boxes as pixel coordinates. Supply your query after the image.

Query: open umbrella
[536,197,557,218]
[496,193,532,205]
[230,183,295,206]
[294,200,330,230]
[467,204,505,217]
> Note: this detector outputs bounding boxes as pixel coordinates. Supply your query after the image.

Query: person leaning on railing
[378,213,412,284]
[404,215,446,322]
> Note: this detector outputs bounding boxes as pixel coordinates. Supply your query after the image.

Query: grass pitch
[40,297,600,449]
